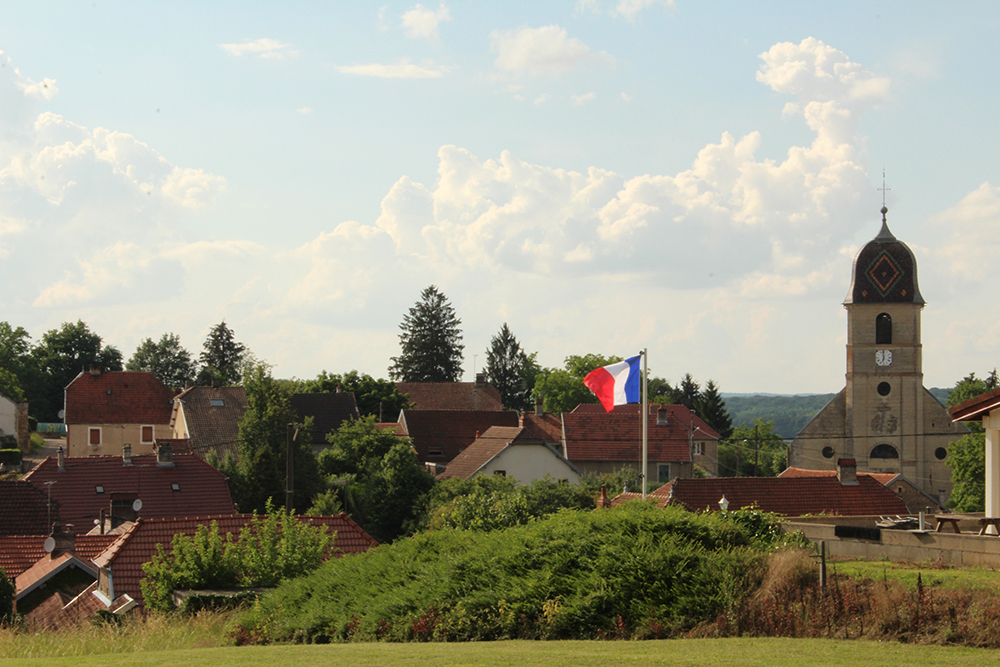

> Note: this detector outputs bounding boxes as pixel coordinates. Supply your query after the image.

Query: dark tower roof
[845,206,924,305]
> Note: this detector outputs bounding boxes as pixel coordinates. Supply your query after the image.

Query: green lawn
[830,559,1000,590]
[2,638,996,667]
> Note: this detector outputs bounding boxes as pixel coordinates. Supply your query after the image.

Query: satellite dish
[58,410,65,419]
[132,499,143,512]
[43,537,56,553]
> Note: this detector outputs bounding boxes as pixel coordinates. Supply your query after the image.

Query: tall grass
[0,611,232,659]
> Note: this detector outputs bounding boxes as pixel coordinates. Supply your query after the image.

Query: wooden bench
[934,515,1000,535]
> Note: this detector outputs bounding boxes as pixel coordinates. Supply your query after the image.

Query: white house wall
[479,445,580,484]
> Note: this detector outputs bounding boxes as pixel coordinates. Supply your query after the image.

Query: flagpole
[641,348,648,500]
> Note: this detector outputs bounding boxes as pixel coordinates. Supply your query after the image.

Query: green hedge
[235,503,799,643]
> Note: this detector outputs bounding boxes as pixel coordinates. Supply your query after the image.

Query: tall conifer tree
[388,286,464,382]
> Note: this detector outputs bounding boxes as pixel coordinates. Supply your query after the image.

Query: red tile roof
[22,454,234,533]
[0,481,57,535]
[399,409,519,462]
[949,386,1000,422]
[521,412,562,442]
[65,371,175,425]
[171,386,247,458]
[0,534,116,579]
[623,475,908,516]
[396,381,503,411]
[563,404,717,463]
[779,467,900,486]
[93,513,377,607]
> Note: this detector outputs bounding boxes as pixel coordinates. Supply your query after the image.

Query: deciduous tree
[718,419,786,477]
[299,370,410,421]
[126,332,196,389]
[948,432,985,513]
[388,286,464,383]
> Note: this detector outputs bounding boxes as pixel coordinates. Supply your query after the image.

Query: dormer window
[171,483,181,492]
[210,398,225,407]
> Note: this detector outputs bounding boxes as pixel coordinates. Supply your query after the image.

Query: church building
[789,205,967,505]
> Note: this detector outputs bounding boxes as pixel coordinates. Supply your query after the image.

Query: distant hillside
[723,387,955,440]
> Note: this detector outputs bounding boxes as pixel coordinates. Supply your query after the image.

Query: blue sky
[1,1,999,393]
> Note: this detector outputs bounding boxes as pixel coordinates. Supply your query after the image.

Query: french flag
[583,356,641,412]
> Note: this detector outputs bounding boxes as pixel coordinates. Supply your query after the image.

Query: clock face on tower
[875,349,893,367]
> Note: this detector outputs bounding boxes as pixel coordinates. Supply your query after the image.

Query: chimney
[599,484,611,508]
[519,412,524,428]
[837,458,858,486]
[49,522,75,558]
[57,446,65,471]
[156,443,174,467]
[89,365,101,377]
[535,397,544,417]
[475,372,486,388]
[123,444,132,466]
[656,407,668,425]
[110,493,139,529]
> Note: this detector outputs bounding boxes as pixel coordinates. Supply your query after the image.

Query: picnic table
[934,514,1000,535]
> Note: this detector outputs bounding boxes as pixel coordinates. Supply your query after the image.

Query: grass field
[830,559,1000,591]
[2,638,997,667]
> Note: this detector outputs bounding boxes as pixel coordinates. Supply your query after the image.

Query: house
[779,466,945,514]
[562,403,720,484]
[0,481,56,535]
[437,424,581,484]
[0,393,27,450]
[949,386,1000,533]
[398,409,519,463]
[396,373,504,412]
[169,386,247,461]
[615,459,909,517]
[87,513,377,609]
[290,392,360,446]
[22,447,235,533]
[64,370,176,457]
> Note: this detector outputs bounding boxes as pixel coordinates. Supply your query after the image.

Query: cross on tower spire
[878,168,891,222]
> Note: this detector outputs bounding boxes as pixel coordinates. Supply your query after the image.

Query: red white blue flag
[583,356,641,412]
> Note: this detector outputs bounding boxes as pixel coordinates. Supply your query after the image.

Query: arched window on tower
[876,313,892,344]
[870,444,899,459]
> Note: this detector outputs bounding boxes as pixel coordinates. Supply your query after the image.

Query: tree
[297,370,410,421]
[318,416,434,542]
[388,286,464,382]
[484,323,535,411]
[718,419,786,477]
[223,362,321,513]
[533,354,622,413]
[698,380,733,439]
[0,322,32,402]
[0,566,13,624]
[948,432,985,512]
[678,373,701,412]
[197,321,246,386]
[948,371,999,434]
[30,321,123,422]
[126,332,196,389]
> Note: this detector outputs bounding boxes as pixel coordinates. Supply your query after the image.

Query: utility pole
[285,423,297,513]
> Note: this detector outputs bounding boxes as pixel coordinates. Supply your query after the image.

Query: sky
[1,0,999,394]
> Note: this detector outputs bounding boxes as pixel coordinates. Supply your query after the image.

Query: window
[95,485,104,494]
[693,442,704,456]
[141,425,154,444]
[822,446,835,459]
[493,470,506,477]
[210,398,225,407]
[171,483,181,492]
[935,447,948,461]
[877,382,891,396]
[876,313,892,344]
[89,427,102,446]
[658,464,671,483]
[428,449,444,457]
[870,444,899,459]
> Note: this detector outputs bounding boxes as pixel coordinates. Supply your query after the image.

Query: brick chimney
[475,372,486,388]
[535,397,543,417]
[57,446,65,471]
[156,443,174,467]
[837,458,858,486]
[599,484,611,508]
[656,407,668,425]
[122,444,132,466]
[49,522,75,558]
[89,365,101,377]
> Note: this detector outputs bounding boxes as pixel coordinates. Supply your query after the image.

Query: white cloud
[297,106,313,114]
[401,2,452,42]
[491,25,612,76]
[337,59,448,78]
[572,91,596,105]
[378,6,390,32]
[576,0,675,21]
[533,93,551,105]
[932,182,1000,282]
[219,38,297,59]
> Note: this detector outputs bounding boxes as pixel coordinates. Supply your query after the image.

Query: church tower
[790,206,966,504]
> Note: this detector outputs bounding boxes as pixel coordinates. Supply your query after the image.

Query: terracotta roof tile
[171,386,247,455]
[94,513,377,607]
[0,534,116,579]
[437,426,543,480]
[521,412,562,442]
[396,381,503,411]
[0,481,56,535]
[400,409,519,462]
[620,476,908,516]
[65,372,175,425]
[22,454,234,533]
[564,404,718,463]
